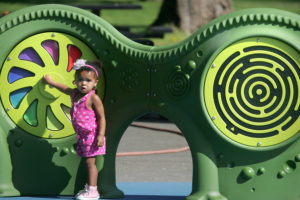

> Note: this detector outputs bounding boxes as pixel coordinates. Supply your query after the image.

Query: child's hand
[42,74,72,95]
[43,74,53,84]
[96,135,105,147]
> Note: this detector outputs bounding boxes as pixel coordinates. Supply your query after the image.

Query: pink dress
[70,90,106,157]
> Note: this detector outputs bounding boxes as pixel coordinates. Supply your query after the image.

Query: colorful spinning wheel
[0,32,104,139]
[205,37,300,147]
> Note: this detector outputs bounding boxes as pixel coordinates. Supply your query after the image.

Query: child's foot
[75,185,99,200]
[75,184,88,198]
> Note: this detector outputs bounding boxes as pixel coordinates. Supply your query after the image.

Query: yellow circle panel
[204,37,300,147]
[0,32,105,139]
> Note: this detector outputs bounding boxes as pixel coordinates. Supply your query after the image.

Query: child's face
[75,71,98,94]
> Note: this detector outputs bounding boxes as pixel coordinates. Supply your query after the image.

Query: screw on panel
[227,161,235,168]
[212,116,216,120]
[7,57,11,61]
[257,142,262,146]
[217,154,224,160]
[51,33,55,37]
[242,167,255,179]
[103,50,109,56]
[49,134,53,138]
[257,37,261,42]
[212,64,216,68]
[63,147,69,154]
[153,93,157,97]
[175,65,181,71]
[110,98,116,104]
[14,139,23,147]
[277,170,286,178]
[197,50,203,57]
[70,146,77,155]
[257,167,266,175]
[295,154,300,162]
[188,60,196,70]
[6,107,10,111]
[147,68,150,72]
[111,60,118,69]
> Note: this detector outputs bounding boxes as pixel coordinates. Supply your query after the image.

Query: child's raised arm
[43,74,73,95]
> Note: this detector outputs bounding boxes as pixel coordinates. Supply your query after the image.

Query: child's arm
[43,75,73,95]
[90,94,106,147]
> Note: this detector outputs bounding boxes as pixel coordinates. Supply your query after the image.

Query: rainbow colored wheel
[0,32,104,139]
[205,37,300,147]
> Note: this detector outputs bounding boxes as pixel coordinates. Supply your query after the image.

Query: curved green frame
[0,4,299,200]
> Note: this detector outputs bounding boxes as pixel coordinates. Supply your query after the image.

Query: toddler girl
[43,59,106,200]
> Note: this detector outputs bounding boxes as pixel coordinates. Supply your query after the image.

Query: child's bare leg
[84,157,98,186]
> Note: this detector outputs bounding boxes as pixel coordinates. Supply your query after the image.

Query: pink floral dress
[70,90,106,157]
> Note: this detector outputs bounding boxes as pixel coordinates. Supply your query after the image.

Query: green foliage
[233,0,300,14]
[100,0,161,26]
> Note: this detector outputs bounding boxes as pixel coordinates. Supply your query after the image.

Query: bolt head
[242,167,255,179]
[257,142,262,146]
[295,154,300,162]
[258,167,266,175]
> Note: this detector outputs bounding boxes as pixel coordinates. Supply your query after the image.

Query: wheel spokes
[1,32,100,138]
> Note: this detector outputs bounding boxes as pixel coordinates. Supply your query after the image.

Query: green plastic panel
[0,4,299,200]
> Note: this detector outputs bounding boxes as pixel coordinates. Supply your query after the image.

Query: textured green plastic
[0,4,299,200]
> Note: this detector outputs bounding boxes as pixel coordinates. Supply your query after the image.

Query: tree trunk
[153,0,233,35]
[152,0,180,27]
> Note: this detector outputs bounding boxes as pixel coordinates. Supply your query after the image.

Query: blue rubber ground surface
[0,182,192,200]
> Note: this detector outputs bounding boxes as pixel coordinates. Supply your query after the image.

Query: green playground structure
[0,4,299,200]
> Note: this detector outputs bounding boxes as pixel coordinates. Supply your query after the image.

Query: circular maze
[204,37,300,147]
[0,32,104,139]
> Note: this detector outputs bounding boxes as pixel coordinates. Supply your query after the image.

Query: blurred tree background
[0,0,299,45]
[153,0,233,34]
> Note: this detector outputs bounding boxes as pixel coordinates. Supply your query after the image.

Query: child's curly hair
[74,59,103,80]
